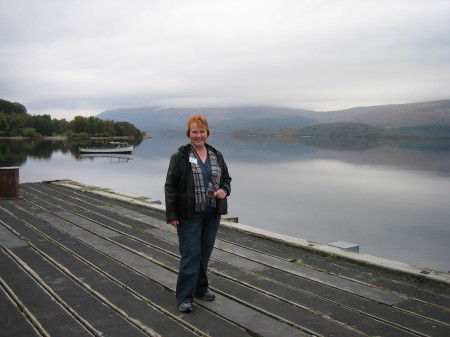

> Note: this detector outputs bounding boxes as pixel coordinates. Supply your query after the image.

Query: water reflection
[216,135,450,173]
[228,159,450,272]
[79,153,134,163]
[3,136,448,171]
[0,138,144,165]
[1,136,449,272]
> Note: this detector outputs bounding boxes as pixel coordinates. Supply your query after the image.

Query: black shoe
[197,291,215,301]
[178,302,193,313]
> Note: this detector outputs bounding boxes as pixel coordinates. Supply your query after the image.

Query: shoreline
[0,135,146,140]
[50,179,450,285]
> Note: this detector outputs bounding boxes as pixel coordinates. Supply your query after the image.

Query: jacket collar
[178,143,217,157]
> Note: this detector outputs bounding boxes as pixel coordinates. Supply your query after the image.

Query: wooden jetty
[0,181,449,337]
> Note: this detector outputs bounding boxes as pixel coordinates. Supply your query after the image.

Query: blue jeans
[176,208,220,304]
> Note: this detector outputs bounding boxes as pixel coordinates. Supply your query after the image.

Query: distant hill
[233,123,401,138]
[96,100,450,133]
[97,106,318,133]
[303,100,450,128]
[212,114,316,131]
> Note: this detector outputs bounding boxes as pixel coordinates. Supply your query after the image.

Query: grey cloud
[0,0,449,119]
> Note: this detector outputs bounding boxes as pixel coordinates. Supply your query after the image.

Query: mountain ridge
[96,100,450,133]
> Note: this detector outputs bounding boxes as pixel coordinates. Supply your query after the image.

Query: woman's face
[189,122,208,148]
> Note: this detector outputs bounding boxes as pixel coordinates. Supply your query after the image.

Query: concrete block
[328,241,359,252]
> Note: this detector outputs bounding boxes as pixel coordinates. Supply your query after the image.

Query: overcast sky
[1,0,449,120]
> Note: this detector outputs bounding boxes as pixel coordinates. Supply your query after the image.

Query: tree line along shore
[0,98,145,139]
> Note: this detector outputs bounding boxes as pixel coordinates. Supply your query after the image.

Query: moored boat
[79,142,134,154]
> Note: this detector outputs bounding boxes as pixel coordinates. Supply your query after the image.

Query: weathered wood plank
[0,182,448,337]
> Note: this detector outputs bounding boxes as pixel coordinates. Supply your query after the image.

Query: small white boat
[79,142,134,154]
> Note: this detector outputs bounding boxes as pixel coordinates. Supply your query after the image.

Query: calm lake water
[2,135,450,272]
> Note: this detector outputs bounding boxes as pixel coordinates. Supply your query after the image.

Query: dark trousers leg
[196,211,220,296]
[176,210,220,303]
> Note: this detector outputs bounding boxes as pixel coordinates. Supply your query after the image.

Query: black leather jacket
[164,143,232,223]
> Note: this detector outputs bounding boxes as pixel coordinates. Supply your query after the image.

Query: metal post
[0,167,20,199]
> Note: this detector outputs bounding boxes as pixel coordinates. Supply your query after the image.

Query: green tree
[86,116,105,136]
[8,113,28,135]
[28,114,53,136]
[0,99,27,114]
[22,127,41,138]
[0,113,9,135]
[0,98,144,138]
[70,116,89,133]
[52,118,69,135]
[103,120,116,136]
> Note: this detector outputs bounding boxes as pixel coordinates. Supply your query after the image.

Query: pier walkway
[0,181,449,337]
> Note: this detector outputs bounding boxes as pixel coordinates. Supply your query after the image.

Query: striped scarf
[190,148,221,212]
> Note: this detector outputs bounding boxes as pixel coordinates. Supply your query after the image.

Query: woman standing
[165,114,232,313]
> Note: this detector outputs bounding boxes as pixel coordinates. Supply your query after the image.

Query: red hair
[186,114,210,137]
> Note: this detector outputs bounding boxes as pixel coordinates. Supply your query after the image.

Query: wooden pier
[0,181,449,337]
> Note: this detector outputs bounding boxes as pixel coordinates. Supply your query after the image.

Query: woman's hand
[169,220,179,228]
[213,189,227,199]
